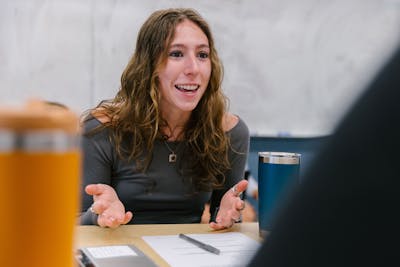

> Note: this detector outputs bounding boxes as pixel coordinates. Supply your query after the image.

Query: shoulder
[92,108,111,123]
[225,114,250,154]
[81,112,114,153]
[223,113,249,134]
[222,113,239,132]
[82,109,111,134]
[222,113,250,147]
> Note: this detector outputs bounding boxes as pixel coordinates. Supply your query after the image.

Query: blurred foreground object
[248,46,400,266]
[0,100,80,267]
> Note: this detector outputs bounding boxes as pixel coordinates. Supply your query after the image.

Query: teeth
[175,84,199,91]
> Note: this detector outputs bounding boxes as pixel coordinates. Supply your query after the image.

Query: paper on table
[76,244,158,267]
[142,232,261,267]
[85,245,138,258]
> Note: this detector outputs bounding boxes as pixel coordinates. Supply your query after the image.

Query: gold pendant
[169,153,177,163]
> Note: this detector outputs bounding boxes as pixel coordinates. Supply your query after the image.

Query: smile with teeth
[175,84,200,92]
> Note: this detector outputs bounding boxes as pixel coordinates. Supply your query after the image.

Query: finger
[97,214,108,228]
[103,216,118,228]
[90,201,108,215]
[106,212,133,228]
[85,183,107,196]
[234,180,248,195]
[107,217,121,229]
[235,199,245,211]
[230,180,248,197]
[215,208,236,226]
[98,214,121,229]
[228,209,242,223]
[215,210,236,228]
[121,211,133,225]
[209,221,229,230]
[210,211,230,230]
[113,210,130,223]
[232,210,242,222]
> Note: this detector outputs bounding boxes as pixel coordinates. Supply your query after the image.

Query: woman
[79,8,249,230]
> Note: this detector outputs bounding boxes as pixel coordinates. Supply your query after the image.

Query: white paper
[142,232,261,267]
[86,245,138,258]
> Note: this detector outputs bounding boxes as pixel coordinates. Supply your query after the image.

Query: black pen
[178,233,221,255]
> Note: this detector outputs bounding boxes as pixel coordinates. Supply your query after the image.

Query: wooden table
[75,222,261,267]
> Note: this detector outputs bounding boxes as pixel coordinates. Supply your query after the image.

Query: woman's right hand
[85,184,133,228]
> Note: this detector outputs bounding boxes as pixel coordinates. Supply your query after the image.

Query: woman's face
[157,19,211,116]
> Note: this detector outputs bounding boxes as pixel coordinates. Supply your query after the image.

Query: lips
[175,84,200,92]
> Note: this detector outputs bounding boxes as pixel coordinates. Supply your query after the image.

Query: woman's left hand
[209,179,248,230]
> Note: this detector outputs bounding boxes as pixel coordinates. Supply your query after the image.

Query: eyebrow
[169,43,210,50]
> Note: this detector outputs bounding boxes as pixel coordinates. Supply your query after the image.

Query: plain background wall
[1,0,399,136]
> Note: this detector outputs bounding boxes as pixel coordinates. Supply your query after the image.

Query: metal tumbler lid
[259,151,301,164]
[0,100,80,151]
[0,100,79,133]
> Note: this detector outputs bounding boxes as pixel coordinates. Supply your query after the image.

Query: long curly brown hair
[89,8,230,192]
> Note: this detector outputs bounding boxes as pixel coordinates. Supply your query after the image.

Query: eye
[169,50,183,57]
[198,51,209,59]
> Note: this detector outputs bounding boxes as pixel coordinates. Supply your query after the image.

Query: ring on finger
[231,185,237,195]
[231,185,243,198]
[234,214,242,223]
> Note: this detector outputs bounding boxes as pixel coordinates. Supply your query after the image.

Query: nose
[184,53,199,75]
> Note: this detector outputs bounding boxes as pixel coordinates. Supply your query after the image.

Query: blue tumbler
[258,152,301,237]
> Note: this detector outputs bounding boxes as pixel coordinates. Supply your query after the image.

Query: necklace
[164,140,178,163]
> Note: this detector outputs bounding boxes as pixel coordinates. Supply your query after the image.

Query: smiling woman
[78,8,250,230]
[157,19,211,129]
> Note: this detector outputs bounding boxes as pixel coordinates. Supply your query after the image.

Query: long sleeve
[209,117,250,221]
[79,117,114,224]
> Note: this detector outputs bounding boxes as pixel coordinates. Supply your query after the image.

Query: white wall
[1,0,399,136]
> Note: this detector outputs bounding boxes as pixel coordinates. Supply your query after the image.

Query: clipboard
[75,244,157,267]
